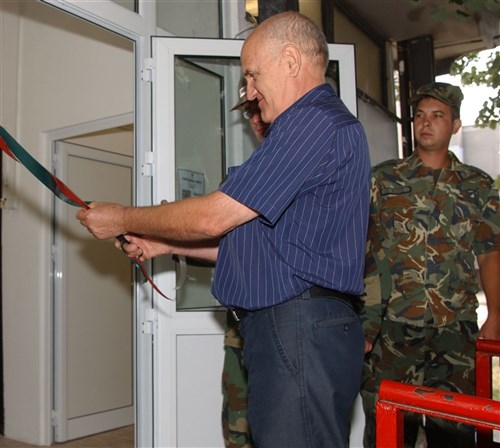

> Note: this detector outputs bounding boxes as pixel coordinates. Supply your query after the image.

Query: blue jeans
[239,296,364,448]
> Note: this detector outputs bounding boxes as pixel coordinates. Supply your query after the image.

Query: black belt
[230,286,362,322]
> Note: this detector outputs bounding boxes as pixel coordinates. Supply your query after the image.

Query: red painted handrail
[376,380,500,448]
[476,339,500,448]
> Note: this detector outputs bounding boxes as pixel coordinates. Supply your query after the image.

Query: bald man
[77,12,371,447]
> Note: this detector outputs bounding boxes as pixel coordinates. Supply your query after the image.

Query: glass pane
[110,0,137,13]
[174,55,256,311]
[157,1,221,38]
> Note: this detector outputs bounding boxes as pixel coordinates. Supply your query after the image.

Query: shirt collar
[407,150,465,172]
[271,83,335,128]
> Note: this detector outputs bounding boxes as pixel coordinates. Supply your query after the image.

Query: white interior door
[52,141,134,442]
[150,37,358,448]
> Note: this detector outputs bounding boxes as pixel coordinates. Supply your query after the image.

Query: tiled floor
[0,425,133,448]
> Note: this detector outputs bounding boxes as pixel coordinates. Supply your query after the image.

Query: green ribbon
[0,126,170,300]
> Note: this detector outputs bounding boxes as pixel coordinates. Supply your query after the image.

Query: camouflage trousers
[222,312,253,448]
[360,317,477,448]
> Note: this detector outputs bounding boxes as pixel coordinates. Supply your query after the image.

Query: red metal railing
[376,380,500,447]
[375,339,500,448]
[476,339,500,448]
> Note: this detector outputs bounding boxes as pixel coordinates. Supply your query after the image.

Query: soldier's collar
[408,150,465,172]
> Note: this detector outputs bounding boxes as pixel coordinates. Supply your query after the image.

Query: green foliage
[450,50,499,129]
[410,0,500,128]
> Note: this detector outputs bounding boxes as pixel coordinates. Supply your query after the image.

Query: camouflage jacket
[363,151,500,341]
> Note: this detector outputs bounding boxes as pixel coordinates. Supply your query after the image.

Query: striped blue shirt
[212,83,371,310]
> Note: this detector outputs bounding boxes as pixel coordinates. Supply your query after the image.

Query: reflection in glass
[110,0,137,13]
[157,1,221,38]
[174,56,256,311]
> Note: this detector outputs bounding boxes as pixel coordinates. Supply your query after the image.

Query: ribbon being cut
[0,125,171,300]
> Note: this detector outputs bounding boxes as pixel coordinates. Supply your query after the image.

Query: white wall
[463,126,500,180]
[1,1,133,444]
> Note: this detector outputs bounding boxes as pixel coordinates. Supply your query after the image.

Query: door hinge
[141,308,157,335]
[51,245,62,280]
[51,410,58,428]
[141,58,154,82]
[141,151,154,177]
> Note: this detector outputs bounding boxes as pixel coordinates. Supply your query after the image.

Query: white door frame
[52,139,134,442]
[43,113,139,440]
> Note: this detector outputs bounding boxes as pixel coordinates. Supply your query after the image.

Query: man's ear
[282,44,301,77]
[452,118,462,135]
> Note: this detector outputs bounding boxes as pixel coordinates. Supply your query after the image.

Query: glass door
[152,38,245,448]
[173,55,230,311]
[151,37,356,447]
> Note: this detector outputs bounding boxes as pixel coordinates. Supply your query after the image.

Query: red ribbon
[0,126,171,300]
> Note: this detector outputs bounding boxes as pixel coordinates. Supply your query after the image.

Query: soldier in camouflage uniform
[222,80,268,448]
[222,311,253,448]
[361,82,500,447]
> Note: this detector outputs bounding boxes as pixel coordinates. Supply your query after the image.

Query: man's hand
[117,234,176,262]
[478,251,500,340]
[365,339,373,353]
[479,315,500,340]
[76,202,127,240]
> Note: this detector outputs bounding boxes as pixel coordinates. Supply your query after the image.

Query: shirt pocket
[378,194,415,244]
[442,190,481,248]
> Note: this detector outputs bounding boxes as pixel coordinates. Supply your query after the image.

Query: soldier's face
[413,97,461,152]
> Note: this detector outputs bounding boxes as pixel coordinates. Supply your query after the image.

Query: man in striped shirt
[78,11,371,448]
[222,79,268,448]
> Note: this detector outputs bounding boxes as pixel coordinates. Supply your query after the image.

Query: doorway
[51,124,134,443]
